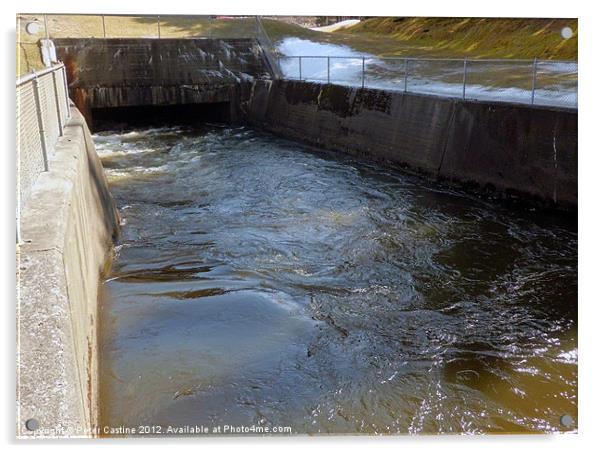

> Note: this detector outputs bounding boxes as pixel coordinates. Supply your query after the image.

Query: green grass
[336,17,578,60]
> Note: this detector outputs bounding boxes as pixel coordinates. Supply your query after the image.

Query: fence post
[32,72,49,172]
[52,70,64,136]
[44,14,49,40]
[299,56,302,80]
[327,57,330,84]
[404,59,409,92]
[531,57,538,105]
[102,15,106,38]
[362,57,365,88]
[462,57,468,100]
[62,65,71,118]
[157,16,161,39]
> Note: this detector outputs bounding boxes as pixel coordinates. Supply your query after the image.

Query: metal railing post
[32,72,49,172]
[102,15,106,38]
[157,16,161,39]
[62,65,71,118]
[327,56,330,84]
[462,57,468,99]
[361,57,365,88]
[44,14,49,40]
[531,57,538,105]
[51,70,64,136]
[404,59,409,92]
[299,56,302,80]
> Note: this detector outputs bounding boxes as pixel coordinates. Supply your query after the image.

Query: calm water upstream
[95,125,577,435]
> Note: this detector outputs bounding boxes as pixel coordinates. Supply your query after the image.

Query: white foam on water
[276,37,577,108]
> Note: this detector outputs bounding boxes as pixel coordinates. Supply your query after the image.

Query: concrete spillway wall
[54,38,271,123]
[17,104,119,437]
[246,80,577,209]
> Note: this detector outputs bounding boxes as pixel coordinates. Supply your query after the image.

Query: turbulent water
[276,38,578,108]
[95,125,577,435]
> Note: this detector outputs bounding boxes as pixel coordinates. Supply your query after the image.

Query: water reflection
[96,125,577,435]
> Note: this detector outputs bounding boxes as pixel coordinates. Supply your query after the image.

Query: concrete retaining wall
[17,104,119,438]
[246,80,577,209]
[54,38,271,123]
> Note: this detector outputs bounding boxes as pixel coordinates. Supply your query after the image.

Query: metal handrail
[16,62,65,86]
[17,62,71,244]
[276,55,578,107]
[279,55,578,64]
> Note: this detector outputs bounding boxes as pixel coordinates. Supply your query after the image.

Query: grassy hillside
[337,17,577,60]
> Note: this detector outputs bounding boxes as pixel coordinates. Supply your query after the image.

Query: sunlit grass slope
[338,17,577,60]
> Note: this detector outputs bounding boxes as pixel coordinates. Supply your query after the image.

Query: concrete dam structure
[54,38,272,125]
[17,36,577,437]
[55,37,577,209]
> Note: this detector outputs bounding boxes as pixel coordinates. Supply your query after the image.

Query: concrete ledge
[17,104,119,438]
[246,80,577,210]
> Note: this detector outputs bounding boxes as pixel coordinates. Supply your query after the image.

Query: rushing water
[276,38,578,108]
[95,125,577,435]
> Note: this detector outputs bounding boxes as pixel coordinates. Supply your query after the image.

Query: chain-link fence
[277,56,578,109]
[17,64,71,240]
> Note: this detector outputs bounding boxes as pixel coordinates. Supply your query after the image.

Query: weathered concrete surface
[246,80,577,209]
[17,103,119,438]
[54,38,271,122]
